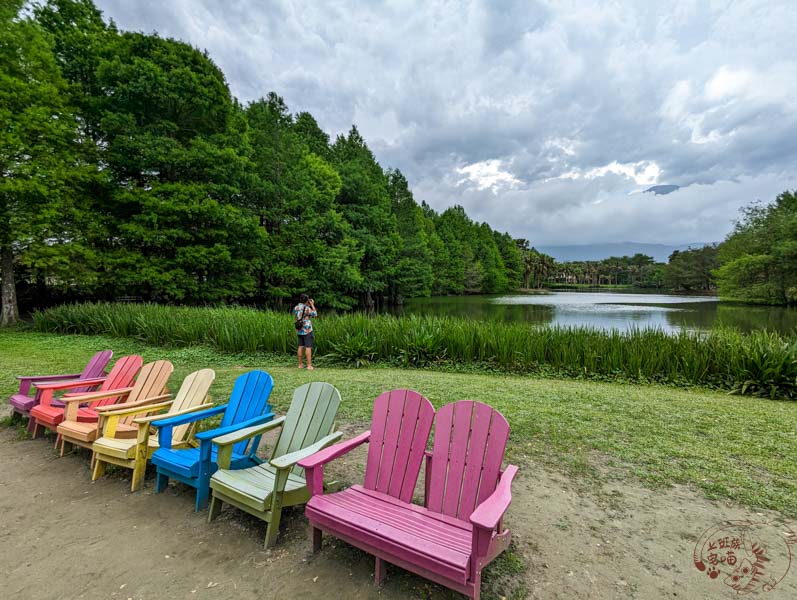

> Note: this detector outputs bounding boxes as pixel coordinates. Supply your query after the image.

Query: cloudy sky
[94,0,797,246]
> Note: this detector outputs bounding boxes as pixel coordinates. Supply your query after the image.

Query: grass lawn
[2,329,796,517]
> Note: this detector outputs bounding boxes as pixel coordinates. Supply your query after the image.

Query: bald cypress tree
[1,0,86,324]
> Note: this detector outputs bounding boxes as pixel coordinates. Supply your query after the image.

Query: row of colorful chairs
[9,349,518,600]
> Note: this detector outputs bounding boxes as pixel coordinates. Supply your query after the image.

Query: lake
[393,291,797,334]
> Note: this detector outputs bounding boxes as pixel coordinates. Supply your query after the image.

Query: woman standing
[293,294,317,370]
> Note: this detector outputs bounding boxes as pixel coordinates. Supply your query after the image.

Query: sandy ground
[1,424,795,600]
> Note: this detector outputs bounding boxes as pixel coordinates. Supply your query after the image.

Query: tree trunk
[1,245,19,326]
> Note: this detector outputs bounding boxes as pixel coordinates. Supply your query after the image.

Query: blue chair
[150,370,275,511]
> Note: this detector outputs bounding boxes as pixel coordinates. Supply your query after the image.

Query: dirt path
[1,426,795,600]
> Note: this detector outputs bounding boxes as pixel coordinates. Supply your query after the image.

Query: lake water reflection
[394,292,797,334]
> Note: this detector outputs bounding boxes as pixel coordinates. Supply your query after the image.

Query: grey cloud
[94,0,797,245]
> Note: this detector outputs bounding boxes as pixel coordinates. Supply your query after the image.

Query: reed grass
[32,302,797,398]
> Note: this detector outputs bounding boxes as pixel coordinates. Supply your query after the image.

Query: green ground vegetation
[2,329,795,518]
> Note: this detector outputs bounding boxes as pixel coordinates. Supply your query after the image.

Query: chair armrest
[133,402,214,425]
[98,400,174,438]
[16,374,80,396]
[151,404,226,429]
[211,417,285,448]
[195,412,275,442]
[299,431,370,497]
[469,465,519,531]
[271,431,343,470]
[34,377,106,391]
[17,373,82,382]
[97,399,173,418]
[211,414,278,469]
[61,388,133,404]
[298,431,370,470]
[151,404,228,450]
[94,394,171,412]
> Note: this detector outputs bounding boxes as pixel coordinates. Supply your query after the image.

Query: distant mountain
[644,184,680,195]
[536,241,712,263]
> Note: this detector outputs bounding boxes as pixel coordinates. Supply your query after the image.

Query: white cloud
[558,161,661,186]
[705,66,755,101]
[456,159,521,192]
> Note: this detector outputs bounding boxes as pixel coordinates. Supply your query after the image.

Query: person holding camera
[293,293,317,370]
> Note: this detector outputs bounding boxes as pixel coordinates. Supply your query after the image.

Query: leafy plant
[327,332,377,368]
[732,331,797,399]
[399,324,447,366]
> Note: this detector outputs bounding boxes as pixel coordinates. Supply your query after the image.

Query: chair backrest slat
[119,360,174,425]
[427,400,509,521]
[169,368,215,443]
[89,355,143,408]
[220,371,274,455]
[273,382,341,476]
[363,389,434,503]
[71,350,113,394]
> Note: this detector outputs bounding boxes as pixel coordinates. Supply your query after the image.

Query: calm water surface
[394,291,797,334]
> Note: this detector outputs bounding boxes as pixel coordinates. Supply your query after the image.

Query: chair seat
[10,394,64,413]
[211,463,307,510]
[306,485,473,584]
[58,420,136,443]
[152,446,254,480]
[93,434,159,460]
[30,405,99,427]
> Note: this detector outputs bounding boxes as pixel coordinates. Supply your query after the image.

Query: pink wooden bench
[300,391,518,600]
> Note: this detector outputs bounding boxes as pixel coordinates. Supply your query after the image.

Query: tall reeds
[32,302,797,398]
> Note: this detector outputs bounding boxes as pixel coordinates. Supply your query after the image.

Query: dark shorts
[298,332,314,348]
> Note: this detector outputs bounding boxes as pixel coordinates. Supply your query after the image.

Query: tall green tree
[0,0,84,324]
[716,192,797,304]
[664,246,718,292]
[495,232,523,290]
[332,126,399,308]
[475,223,508,293]
[293,111,331,161]
[386,169,433,301]
[244,94,363,308]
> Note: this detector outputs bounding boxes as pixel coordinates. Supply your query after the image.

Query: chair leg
[264,507,282,548]
[208,496,222,522]
[471,573,482,600]
[131,460,146,492]
[89,451,97,470]
[375,557,386,586]
[155,472,169,493]
[195,481,210,512]
[92,457,106,481]
[54,433,61,450]
[311,526,322,553]
[27,418,38,436]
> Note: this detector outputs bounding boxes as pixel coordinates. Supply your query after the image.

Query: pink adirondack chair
[300,397,518,600]
[9,350,113,429]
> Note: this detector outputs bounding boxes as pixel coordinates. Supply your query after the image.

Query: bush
[328,332,377,368]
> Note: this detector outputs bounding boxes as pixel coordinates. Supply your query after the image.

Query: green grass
[2,329,796,517]
[30,302,797,398]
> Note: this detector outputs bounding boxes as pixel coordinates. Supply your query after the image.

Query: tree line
[518,245,716,292]
[519,192,797,305]
[1,0,525,324]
